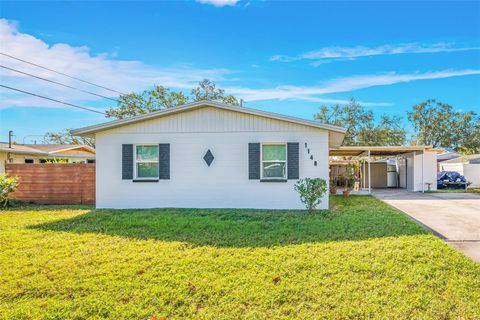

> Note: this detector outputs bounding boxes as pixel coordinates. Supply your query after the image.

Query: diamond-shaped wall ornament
[203,149,214,166]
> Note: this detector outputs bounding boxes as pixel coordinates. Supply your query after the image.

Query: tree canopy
[43,129,95,148]
[44,82,479,154]
[44,79,239,146]
[105,85,188,119]
[408,99,480,154]
[105,79,239,119]
[314,99,406,146]
[190,79,239,106]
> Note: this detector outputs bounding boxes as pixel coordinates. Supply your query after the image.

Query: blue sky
[1,0,479,143]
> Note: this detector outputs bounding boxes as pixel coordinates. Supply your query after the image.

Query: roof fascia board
[0,149,48,156]
[47,145,96,154]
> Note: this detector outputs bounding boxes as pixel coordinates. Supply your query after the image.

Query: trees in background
[43,129,95,148]
[105,85,188,119]
[44,79,239,145]
[315,98,479,153]
[44,82,479,154]
[314,99,406,146]
[190,79,238,106]
[408,99,480,154]
[105,79,238,119]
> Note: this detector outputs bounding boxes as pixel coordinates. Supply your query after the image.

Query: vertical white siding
[412,151,437,191]
[439,162,464,174]
[463,164,480,187]
[102,107,320,134]
[397,152,437,191]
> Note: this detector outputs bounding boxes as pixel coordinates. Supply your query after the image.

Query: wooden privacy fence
[6,163,95,204]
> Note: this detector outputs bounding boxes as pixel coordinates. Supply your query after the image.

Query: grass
[429,188,480,193]
[1,196,479,319]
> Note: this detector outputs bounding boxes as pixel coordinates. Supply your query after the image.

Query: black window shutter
[248,143,260,179]
[287,142,299,180]
[159,144,170,180]
[122,144,133,180]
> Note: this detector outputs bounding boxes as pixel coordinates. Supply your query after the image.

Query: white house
[0,143,96,173]
[71,101,346,209]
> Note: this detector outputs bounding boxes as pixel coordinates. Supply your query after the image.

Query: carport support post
[422,151,425,193]
[362,159,366,189]
[368,150,371,194]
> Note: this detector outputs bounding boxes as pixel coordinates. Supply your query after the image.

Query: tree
[106,79,238,120]
[45,79,239,146]
[190,79,239,106]
[408,99,480,153]
[358,115,407,146]
[105,85,188,119]
[314,99,406,146]
[43,129,95,148]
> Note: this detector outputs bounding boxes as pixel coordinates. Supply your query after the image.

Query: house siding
[397,151,438,192]
[413,151,438,192]
[95,107,330,209]
[102,106,321,134]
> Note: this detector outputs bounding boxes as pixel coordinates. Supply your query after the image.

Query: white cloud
[196,0,239,7]
[1,18,479,112]
[0,19,231,110]
[271,43,480,64]
[226,69,480,103]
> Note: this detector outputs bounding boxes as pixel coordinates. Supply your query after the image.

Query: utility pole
[8,130,13,148]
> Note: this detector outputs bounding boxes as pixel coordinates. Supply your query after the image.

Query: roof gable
[94,106,330,135]
[24,144,96,154]
[71,101,347,137]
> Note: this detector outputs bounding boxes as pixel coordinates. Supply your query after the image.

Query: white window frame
[261,143,287,179]
[134,144,159,179]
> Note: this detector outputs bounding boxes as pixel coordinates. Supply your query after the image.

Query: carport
[329,146,442,194]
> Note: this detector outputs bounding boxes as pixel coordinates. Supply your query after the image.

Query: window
[87,159,95,164]
[24,159,34,164]
[135,145,159,179]
[261,144,287,179]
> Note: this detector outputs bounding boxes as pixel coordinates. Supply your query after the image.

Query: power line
[0,84,106,115]
[0,52,127,95]
[0,64,119,102]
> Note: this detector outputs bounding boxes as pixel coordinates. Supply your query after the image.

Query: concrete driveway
[373,189,480,262]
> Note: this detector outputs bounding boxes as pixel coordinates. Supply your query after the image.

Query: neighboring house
[437,151,460,163]
[439,154,480,187]
[71,100,347,209]
[0,143,96,173]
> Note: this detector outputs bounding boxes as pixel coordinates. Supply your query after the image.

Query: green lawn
[430,188,480,193]
[1,196,479,319]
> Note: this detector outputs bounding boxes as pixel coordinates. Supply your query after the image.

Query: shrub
[0,174,19,208]
[294,178,328,213]
[43,158,69,163]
